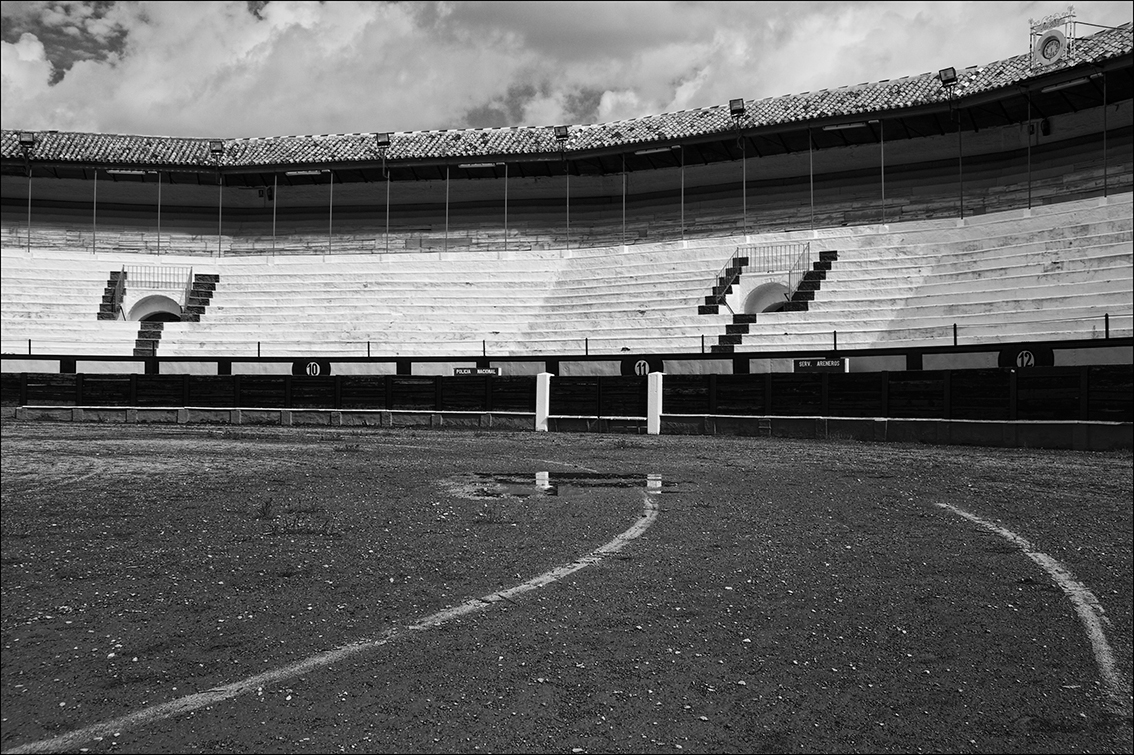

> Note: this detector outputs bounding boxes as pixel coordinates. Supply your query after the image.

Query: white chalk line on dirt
[935,501,1131,717]
[2,490,660,755]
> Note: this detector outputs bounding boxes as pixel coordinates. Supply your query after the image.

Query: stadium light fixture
[729,99,746,118]
[1040,75,1099,93]
[18,132,36,147]
[208,139,225,155]
[374,132,391,148]
[553,125,569,141]
[938,67,958,87]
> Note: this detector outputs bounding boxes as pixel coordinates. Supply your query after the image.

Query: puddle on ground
[444,472,667,501]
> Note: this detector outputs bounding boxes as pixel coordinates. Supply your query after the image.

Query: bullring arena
[1,16,1132,755]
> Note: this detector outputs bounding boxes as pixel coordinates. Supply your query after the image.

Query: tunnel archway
[128,295,182,322]
[743,282,790,314]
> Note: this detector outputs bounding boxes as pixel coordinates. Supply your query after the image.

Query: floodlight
[553,125,569,141]
[729,98,746,117]
[938,67,958,87]
[17,132,36,147]
[208,139,225,155]
[374,132,391,148]
[1040,76,1096,93]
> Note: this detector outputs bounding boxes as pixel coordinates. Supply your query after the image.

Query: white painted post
[536,372,551,432]
[647,371,663,435]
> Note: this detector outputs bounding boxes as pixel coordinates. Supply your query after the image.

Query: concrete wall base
[4,407,1131,451]
[662,415,1133,451]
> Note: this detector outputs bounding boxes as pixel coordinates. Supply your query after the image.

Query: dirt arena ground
[1,421,1131,754]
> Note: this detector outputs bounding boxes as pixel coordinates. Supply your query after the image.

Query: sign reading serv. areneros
[793,357,847,373]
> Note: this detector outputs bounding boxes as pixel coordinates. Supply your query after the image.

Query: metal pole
[1027,95,1032,210]
[958,107,964,220]
[329,170,334,254]
[92,168,97,254]
[445,164,449,253]
[26,169,31,254]
[880,119,885,224]
[680,146,685,241]
[622,154,626,246]
[1103,74,1108,198]
[385,172,390,254]
[217,176,223,257]
[503,163,509,252]
[808,128,815,232]
[272,174,277,254]
[566,169,570,251]
[156,171,162,254]
[741,138,747,236]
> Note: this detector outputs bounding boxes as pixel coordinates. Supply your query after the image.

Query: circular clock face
[1042,37,1062,60]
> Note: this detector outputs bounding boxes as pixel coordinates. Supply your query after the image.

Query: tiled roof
[2,23,1130,169]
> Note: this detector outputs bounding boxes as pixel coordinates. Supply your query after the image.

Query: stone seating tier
[2,193,1130,359]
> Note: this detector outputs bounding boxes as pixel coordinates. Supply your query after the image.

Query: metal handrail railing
[710,248,748,314]
[181,267,195,316]
[123,264,193,290]
[110,265,126,319]
[737,242,813,298]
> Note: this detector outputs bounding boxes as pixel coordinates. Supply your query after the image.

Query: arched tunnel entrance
[128,295,182,322]
[743,282,790,314]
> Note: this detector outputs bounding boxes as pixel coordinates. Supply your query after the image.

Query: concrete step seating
[730,195,1131,351]
[154,237,737,356]
[4,193,1130,359]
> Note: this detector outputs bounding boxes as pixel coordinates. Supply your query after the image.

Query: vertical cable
[808,128,815,232]
[217,176,223,257]
[92,169,98,254]
[1026,95,1032,210]
[880,119,885,224]
[26,169,31,254]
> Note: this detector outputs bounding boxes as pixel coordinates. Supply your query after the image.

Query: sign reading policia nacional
[453,367,501,376]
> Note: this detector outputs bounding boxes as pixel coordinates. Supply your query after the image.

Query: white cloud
[0,33,54,119]
[0,1,1130,137]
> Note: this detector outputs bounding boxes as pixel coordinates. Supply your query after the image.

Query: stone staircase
[130,273,219,357]
[709,250,840,353]
[181,273,219,322]
[134,321,164,357]
[96,269,126,320]
[782,250,839,312]
[697,254,749,315]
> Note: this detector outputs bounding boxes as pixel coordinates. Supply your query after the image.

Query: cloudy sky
[2,1,1131,139]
